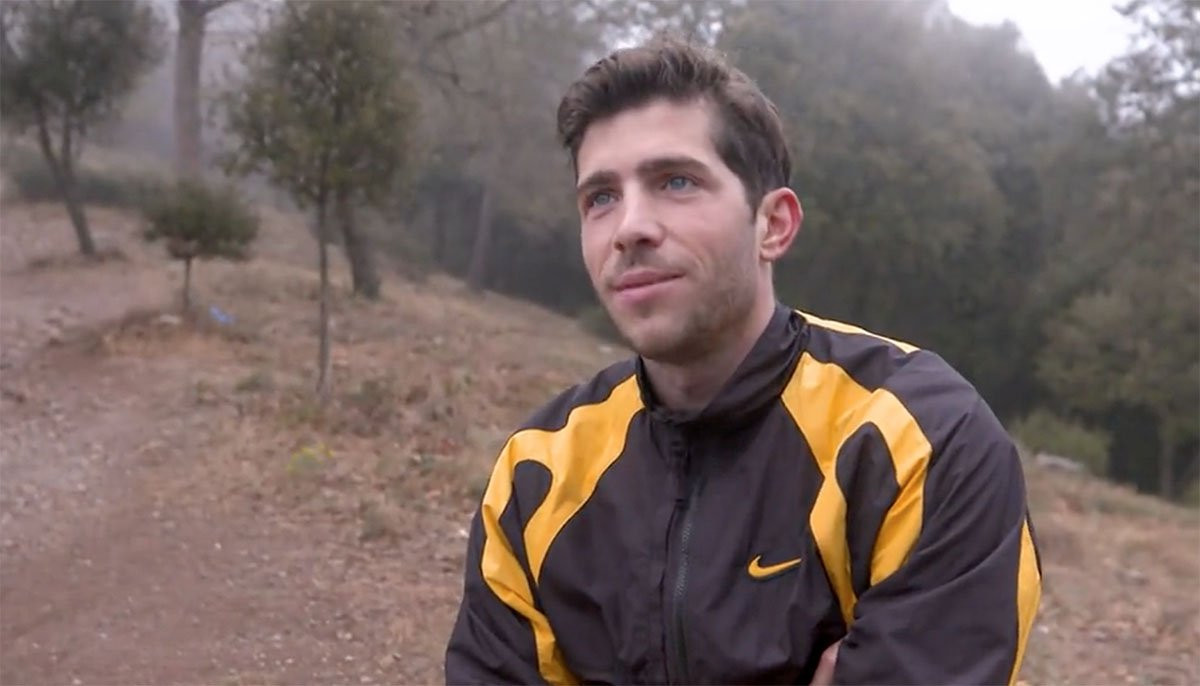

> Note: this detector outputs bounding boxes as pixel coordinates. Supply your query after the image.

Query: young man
[445,36,1041,685]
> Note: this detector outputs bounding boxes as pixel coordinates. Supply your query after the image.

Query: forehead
[575,98,723,180]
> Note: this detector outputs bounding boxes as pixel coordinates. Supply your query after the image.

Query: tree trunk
[183,257,193,313]
[336,190,381,299]
[34,116,96,256]
[431,193,446,268]
[466,183,494,292]
[60,166,96,257]
[316,202,332,406]
[1159,430,1175,499]
[174,0,206,178]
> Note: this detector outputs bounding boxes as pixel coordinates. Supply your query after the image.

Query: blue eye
[665,175,694,191]
[589,191,615,208]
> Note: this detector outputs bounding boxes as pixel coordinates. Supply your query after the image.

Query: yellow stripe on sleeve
[479,375,643,685]
[781,352,932,625]
[1008,518,1043,686]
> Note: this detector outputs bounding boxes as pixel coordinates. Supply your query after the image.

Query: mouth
[613,269,681,290]
[610,270,683,304]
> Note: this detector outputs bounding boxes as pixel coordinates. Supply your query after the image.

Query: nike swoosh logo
[747,554,803,579]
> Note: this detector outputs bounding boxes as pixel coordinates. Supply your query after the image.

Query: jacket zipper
[666,453,700,685]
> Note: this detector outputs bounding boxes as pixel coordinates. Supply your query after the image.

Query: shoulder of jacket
[514,357,641,436]
[489,358,642,493]
[792,309,993,443]
[796,309,920,356]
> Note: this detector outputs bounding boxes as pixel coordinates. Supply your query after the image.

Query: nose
[612,187,664,253]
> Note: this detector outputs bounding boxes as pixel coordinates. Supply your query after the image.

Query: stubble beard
[612,242,759,367]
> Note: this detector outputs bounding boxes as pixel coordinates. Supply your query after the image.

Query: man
[445,36,1041,685]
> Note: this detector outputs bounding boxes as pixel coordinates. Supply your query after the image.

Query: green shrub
[1010,408,1111,476]
[287,441,332,477]
[234,369,275,394]
[1181,480,1200,509]
[2,143,159,208]
[141,179,259,311]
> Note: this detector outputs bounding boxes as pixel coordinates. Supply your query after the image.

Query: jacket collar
[635,302,806,431]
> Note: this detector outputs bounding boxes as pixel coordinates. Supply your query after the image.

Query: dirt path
[0,204,464,685]
[0,338,462,686]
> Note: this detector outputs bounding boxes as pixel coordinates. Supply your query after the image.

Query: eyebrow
[636,155,710,179]
[576,169,619,200]
[575,154,712,199]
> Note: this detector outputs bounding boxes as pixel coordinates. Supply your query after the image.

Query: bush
[1,142,159,208]
[141,179,259,310]
[1010,408,1111,476]
[1181,480,1200,509]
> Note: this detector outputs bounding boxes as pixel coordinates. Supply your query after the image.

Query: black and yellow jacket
[445,304,1042,685]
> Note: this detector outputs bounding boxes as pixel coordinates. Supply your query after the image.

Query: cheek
[689,210,757,269]
[580,227,609,280]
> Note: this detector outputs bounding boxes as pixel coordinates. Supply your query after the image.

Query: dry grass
[1020,465,1200,685]
[25,246,129,271]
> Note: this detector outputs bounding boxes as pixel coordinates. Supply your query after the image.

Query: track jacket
[445,303,1042,685]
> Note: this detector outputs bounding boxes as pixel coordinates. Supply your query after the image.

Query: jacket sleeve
[444,508,546,685]
[445,444,573,686]
[832,396,1043,686]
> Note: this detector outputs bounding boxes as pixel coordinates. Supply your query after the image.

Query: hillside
[0,198,1196,685]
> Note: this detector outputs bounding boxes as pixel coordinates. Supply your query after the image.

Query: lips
[609,269,683,307]
[611,269,681,292]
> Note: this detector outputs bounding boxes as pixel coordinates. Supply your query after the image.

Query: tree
[0,0,163,256]
[718,0,1059,417]
[335,0,517,298]
[223,0,417,403]
[581,0,728,47]
[141,179,259,313]
[1037,0,1199,497]
[409,0,605,292]
[174,0,235,178]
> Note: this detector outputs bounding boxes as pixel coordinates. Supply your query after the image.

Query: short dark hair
[556,35,791,210]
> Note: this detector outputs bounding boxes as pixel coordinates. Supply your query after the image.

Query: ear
[756,187,803,262]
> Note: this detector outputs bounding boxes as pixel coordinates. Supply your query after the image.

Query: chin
[614,316,693,362]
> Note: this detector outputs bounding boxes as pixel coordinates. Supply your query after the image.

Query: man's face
[575,98,764,364]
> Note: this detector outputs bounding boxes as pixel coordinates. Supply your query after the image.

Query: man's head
[557,36,802,365]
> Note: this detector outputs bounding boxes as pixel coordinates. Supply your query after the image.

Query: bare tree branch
[198,0,235,16]
[425,0,513,46]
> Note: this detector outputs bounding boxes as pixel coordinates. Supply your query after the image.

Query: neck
[642,293,777,413]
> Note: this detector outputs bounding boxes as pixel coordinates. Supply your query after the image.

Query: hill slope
[0,199,1195,685]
